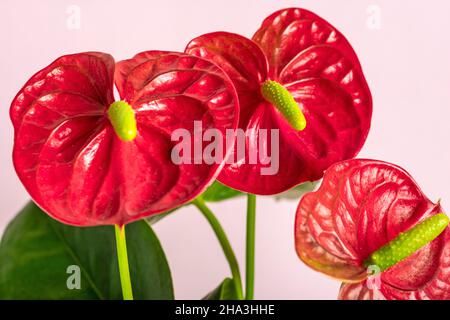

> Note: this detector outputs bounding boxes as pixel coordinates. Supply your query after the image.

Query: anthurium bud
[365,213,449,272]
[261,80,306,131]
[107,101,137,141]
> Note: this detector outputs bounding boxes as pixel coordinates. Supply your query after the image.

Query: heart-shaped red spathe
[185,8,372,195]
[11,51,239,226]
[295,159,450,300]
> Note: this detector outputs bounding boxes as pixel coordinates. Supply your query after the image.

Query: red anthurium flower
[186,8,372,194]
[11,51,238,226]
[295,159,450,300]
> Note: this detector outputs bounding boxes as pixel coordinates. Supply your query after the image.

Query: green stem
[245,193,256,300]
[192,197,244,300]
[114,224,134,300]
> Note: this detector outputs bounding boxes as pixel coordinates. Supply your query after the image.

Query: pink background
[1,0,450,299]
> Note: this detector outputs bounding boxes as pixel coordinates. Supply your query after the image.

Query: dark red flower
[11,51,239,226]
[186,8,372,194]
[295,159,450,300]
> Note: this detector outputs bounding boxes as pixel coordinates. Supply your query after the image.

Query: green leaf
[203,278,239,300]
[273,181,319,201]
[147,181,244,225]
[202,181,244,202]
[0,201,174,300]
[147,208,176,225]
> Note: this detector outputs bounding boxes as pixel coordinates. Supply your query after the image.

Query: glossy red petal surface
[339,233,450,300]
[11,51,238,226]
[11,52,114,217]
[186,32,268,128]
[295,159,450,299]
[186,12,371,195]
[218,101,311,194]
[253,8,363,77]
